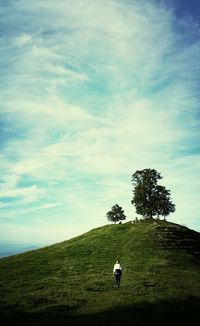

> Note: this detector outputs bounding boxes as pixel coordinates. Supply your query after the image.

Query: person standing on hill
[113,260,122,287]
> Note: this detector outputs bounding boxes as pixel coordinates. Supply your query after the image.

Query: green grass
[0,220,200,325]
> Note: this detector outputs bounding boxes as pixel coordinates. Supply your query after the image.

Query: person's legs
[114,274,117,286]
[114,274,118,286]
[117,274,120,287]
[115,274,120,287]
[118,275,121,287]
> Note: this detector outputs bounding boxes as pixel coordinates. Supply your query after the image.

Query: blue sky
[0,0,200,245]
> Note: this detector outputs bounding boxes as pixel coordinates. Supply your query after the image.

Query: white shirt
[113,263,122,273]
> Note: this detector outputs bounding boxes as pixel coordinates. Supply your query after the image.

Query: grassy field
[0,220,200,325]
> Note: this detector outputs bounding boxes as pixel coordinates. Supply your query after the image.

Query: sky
[0,0,200,245]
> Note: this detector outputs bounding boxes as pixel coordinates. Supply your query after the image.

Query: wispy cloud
[0,0,200,243]
[15,33,32,47]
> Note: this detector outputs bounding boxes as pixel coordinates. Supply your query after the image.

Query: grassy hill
[0,220,200,325]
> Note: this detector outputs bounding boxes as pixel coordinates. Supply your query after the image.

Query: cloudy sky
[0,0,200,245]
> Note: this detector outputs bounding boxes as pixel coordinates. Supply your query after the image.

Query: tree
[131,168,175,219]
[106,204,126,223]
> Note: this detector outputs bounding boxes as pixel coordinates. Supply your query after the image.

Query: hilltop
[0,220,200,325]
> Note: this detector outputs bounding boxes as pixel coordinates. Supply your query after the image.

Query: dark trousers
[114,271,121,287]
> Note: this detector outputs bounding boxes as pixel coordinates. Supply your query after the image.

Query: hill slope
[0,220,200,325]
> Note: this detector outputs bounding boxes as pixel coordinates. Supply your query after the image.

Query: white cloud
[23,202,63,213]
[15,33,32,47]
[0,184,46,204]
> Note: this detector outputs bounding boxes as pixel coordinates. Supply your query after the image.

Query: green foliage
[0,221,199,326]
[131,169,175,219]
[106,204,126,223]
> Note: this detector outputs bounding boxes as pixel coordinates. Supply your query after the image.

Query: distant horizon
[0,242,41,258]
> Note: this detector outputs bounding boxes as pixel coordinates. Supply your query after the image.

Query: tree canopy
[106,204,126,223]
[131,168,175,219]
